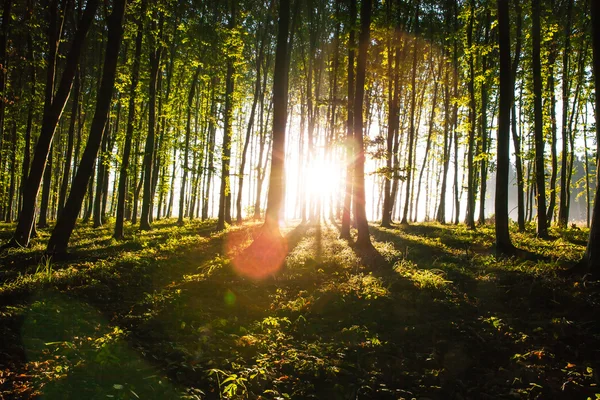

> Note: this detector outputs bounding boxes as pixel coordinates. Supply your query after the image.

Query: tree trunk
[532,0,548,238]
[5,122,17,222]
[511,0,524,231]
[465,0,476,229]
[47,0,126,255]
[582,0,599,273]
[263,0,290,235]
[496,0,514,254]
[38,143,53,228]
[340,0,356,239]
[58,70,80,215]
[217,4,236,230]
[237,33,264,223]
[558,0,574,227]
[114,0,145,239]
[179,66,201,225]
[351,0,372,247]
[140,12,162,230]
[401,5,419,225]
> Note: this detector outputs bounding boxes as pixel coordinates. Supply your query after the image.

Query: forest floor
[0,219,598,400]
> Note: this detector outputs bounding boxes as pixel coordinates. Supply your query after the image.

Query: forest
[0,0,599,398]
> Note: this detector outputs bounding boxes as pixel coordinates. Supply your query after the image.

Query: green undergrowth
[0,219,598,399]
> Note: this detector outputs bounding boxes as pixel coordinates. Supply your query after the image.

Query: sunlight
[304,157,340,199]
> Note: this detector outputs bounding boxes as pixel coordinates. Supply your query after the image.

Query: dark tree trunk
[236,33,264,224]
[262,0,290,236]
[114,0,146,239]
[582,0,600,273]
[140,12,162,230]
[546,49,558,224]
[465,0,476,229]
[382,27,401,228]
[352,0,372,247]
[0,0,13,195]
[340,0,356,239]
[496,0,514,254]
[558,0,574,228]
[5,122,17,222]
[38,143,53,228]
[401,5,419,225]
[93,119,109,227]
[58,70,80,214]
[47,0,126,255]
[217,3,236,230]
[511,0,524,231]
[20,28,36,216]
[478,9,491,225]
[532,0,548,238]
[202,82,217,221]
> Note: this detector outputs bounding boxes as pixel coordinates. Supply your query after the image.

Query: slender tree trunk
[217,3,236,230]
[478,9,491,225]
[5,122,17,222]
[532,0,548,237]
[114,0,145,238]
[58,70,80,214]
[581,0,599,273]
[202,82,217,221]
[465,0,476,229]
[415,60,439,222]
[352,0,372,247]
[546,49,558,224]
[496,0,514,254]
[340,0,356,239]
[237,35,264,223]
[558,0,574,227]
[401,5,419,225]
[38,143,53,228]
[47,0,126,254]
[140,13,162,230]
[511,0,524,231]
[179,66,201,225]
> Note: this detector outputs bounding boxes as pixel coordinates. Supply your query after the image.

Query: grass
[0,218,598,399]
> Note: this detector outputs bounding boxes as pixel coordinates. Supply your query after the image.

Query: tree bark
[114,0,146,239]
[532,0,548,238]
[496,0,514,254]
[263,0,290,235]
[352,0,372,247]
[140,12,162,230]
[340,0,356,239]
[582,0,600,273]
[401,5,419,225]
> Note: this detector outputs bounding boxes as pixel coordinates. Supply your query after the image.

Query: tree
[532,0,548,238]
[351,0,372,247]
[495,0,514,254]
[217,1,237,231]
[233,0,290,281]
[47,0,127,255]
[114,0,147,240]
[340,0,356,239]
[581,0,599,273]
[140,9,163,231]
[179,65,201,225]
